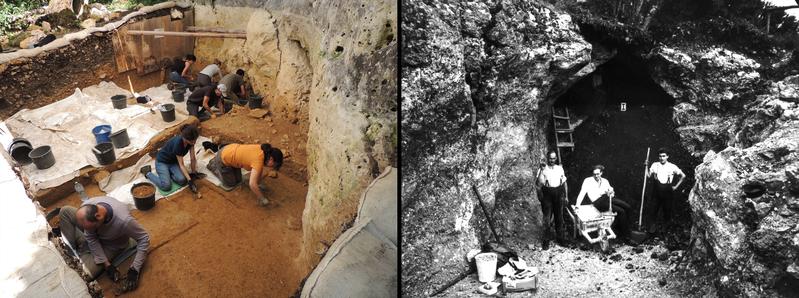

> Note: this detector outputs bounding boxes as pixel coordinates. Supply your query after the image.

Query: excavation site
[0,1,396,297]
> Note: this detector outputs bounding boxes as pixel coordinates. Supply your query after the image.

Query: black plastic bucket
[109,129,130,148]
[131,182,156,211]
[111,95,127,109]
[93,142,116,165]
[248,95,263,109]
[9,138,33,165]
[172,90,185,102]
[160,104,176,122]
[29,145,55,169]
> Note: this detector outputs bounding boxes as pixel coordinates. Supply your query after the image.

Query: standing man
[646,147,685,233]
[56,196,150,293]
[536,150,567,249]
[186,84,226,121]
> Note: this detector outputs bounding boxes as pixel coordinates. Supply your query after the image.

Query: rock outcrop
[649,45,799,296]
[192,0,397,272]
[402,1,603,296]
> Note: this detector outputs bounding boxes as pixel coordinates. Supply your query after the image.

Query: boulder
[402,1,599,296]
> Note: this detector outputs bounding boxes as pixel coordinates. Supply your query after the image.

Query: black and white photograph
[403,0,799,297]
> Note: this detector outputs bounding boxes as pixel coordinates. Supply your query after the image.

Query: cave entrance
[553,52,699,245]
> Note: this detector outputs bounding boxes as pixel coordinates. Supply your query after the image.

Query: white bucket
[475,252,498,282]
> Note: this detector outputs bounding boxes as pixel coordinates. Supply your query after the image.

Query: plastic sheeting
[0,149,89,297]
[4,81,191,193]
[301,167,397,298]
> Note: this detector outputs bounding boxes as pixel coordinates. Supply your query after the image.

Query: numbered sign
[620,102,627,111]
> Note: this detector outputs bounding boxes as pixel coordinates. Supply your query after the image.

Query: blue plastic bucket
[92,125,112,144]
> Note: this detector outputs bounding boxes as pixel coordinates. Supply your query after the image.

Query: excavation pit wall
[191,0,397,271]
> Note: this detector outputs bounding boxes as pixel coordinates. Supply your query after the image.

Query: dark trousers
[206,148,242,187]
[592,195,632,239]
[648,181,674,229]
[197,73,212,87]
[539,185,564,240]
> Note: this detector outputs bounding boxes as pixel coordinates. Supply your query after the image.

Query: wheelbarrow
[566,204,617,253]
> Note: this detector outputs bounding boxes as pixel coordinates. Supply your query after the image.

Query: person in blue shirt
[140,125,199,191]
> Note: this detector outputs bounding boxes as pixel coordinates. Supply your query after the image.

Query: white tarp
[100,136,228,209]
[4,81,191,193]
[301,167,398,298]
[0,147,89,297]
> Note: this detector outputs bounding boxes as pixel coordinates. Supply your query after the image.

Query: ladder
[552,106,574,164]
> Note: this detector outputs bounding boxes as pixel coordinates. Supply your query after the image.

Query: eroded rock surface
[193,0,397,271]
[402,1,599,296]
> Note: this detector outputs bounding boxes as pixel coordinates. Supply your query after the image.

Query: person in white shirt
[576,165,632,242]
[535,150,567,249]
[197,59,222,87]
[645,147,685,232]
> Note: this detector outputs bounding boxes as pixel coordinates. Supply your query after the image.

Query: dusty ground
[46,171,309,297]
[441,241,715,297]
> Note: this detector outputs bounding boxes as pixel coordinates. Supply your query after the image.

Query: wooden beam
[186,26,246,34]
[126,30,246,39]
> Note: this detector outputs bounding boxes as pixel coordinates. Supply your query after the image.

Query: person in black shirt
[141,125,200,191]
[186,84,226,121]
[169,54,196,86]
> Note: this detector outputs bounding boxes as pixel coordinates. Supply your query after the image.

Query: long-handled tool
[639,147,650,230]
[629,147,651,244]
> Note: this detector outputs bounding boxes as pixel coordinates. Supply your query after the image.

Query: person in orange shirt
[206,143,283,206]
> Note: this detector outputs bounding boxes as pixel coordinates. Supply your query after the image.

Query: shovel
[629,147,650,245]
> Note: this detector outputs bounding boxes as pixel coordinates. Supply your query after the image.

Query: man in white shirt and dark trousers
[646,147,685,233]
[536,150,567,249]
[576,164,632,244]
[197,60,222,88]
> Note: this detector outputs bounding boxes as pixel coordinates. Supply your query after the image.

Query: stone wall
[0,35,116,119]
[402,1,598,296]
[192,0,397,270]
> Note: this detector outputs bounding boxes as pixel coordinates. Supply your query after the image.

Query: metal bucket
[159,104,176,122]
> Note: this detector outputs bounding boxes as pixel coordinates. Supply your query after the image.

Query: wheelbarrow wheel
[600,239,612,253]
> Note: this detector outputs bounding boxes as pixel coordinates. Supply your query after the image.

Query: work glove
[105,264,120,282]
[188,179,198,193]
[119,268,140,293]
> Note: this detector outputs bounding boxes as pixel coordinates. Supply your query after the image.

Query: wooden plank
[126,30,247,38]
[111,29,128,73]
[185,9,195,54]
[186,26,246,34]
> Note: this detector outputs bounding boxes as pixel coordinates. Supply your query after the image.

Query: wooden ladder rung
[557,141,575,148]
[555,128,574,133]
[553,115,570,120]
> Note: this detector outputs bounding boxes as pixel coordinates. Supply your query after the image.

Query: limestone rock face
[402,1,595,296]
[648,46,775,156]
[691,122,799,296]
[192,0,397,271]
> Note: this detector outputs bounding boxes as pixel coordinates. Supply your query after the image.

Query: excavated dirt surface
[46,173,309,297]
[443,241,716,297]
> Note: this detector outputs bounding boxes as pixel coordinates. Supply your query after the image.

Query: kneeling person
[57,196,150,292]
[207,143,283,206]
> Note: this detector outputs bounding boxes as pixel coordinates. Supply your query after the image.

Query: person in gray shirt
[57,196,150,292]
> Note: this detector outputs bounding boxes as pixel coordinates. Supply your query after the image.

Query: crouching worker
[206,143,283,206]
[187,83,226,121]
[56,195,149,292]
[576,165,633,244]
[141,125,200,192]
